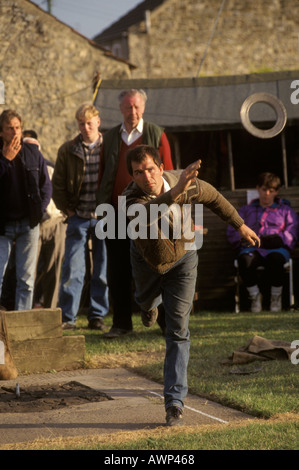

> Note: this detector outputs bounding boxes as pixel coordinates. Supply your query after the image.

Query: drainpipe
[145,10,151,33]
[227,131,235,191]
[281,131,288,188]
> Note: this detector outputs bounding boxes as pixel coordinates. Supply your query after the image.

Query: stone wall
[127,0,299,79]
[0,0,132,161]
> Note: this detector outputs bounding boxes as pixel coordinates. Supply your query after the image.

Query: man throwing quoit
[97,89,173,338]
[123,145,260,426]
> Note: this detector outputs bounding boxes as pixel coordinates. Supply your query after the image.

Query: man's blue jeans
[130,242,198,411]
[59,215,109,324]
[0,218,40,310]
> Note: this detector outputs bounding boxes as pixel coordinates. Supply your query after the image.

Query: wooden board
[5,308,62,342]
[3,308,85,374]
[10,336,85,374]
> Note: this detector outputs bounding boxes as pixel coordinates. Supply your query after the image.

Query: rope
[196,0,226,77]
[92,78,102,104]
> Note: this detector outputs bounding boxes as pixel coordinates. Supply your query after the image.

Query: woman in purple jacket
[227,172,299,313]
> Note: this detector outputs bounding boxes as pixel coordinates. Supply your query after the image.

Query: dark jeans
[131,242,198,410]
[0,218,39,310]
[59,215,109,324]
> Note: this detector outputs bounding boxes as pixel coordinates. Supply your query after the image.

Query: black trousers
[106,235,133,330]
[238,250,286,288]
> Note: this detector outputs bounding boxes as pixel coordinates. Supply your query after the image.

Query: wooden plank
[10,336,85,374]
[5,309,62,342]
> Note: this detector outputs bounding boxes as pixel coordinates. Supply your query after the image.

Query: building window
[112,43,122,58]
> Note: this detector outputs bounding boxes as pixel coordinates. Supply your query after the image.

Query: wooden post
[227,131,235,191]
[281,131,288,188]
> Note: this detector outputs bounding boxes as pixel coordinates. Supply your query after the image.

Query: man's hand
[171,159,201,200]
[66,209,75,217]
[2,135,21,161]
[238,224,260,247]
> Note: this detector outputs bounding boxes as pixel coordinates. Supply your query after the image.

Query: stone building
[0,0,133,160]
[94,0,299,79]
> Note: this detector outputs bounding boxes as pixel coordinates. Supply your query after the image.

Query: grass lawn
[82,310,299,417]
[5,309,299,450]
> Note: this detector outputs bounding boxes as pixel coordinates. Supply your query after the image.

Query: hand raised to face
[2,134,22,161]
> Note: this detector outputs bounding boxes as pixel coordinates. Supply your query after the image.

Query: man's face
[77,115,100,144]
[131,155,164,197]
[120,94,145,131]
[0,117,22,145]
[257,185,279,207]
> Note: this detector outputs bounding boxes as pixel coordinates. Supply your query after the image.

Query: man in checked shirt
[52,104,109,331]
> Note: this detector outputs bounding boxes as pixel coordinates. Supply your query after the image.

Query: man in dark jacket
[0,109,51,310]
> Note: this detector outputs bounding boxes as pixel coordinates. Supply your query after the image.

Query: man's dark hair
[23,129,38,139]
[126,145,162,176]
[0,109,22,132]
[257,172,281,190]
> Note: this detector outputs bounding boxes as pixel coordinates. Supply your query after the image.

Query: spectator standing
[23,130,66,309]
[0,110,51,310]
[97,89,173,338]
[52,104,109,330]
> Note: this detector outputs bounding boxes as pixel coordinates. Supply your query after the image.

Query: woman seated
[227,172,299,312]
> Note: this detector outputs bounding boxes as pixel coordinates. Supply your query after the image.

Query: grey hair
[118,89,148,105]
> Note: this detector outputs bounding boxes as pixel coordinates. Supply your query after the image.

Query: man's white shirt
[120,119,144,145]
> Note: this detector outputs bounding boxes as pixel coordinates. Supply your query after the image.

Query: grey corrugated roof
[93,0,165,42]
[94,71,299,131]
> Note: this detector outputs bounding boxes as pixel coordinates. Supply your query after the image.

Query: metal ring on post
[240,92,287,139]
